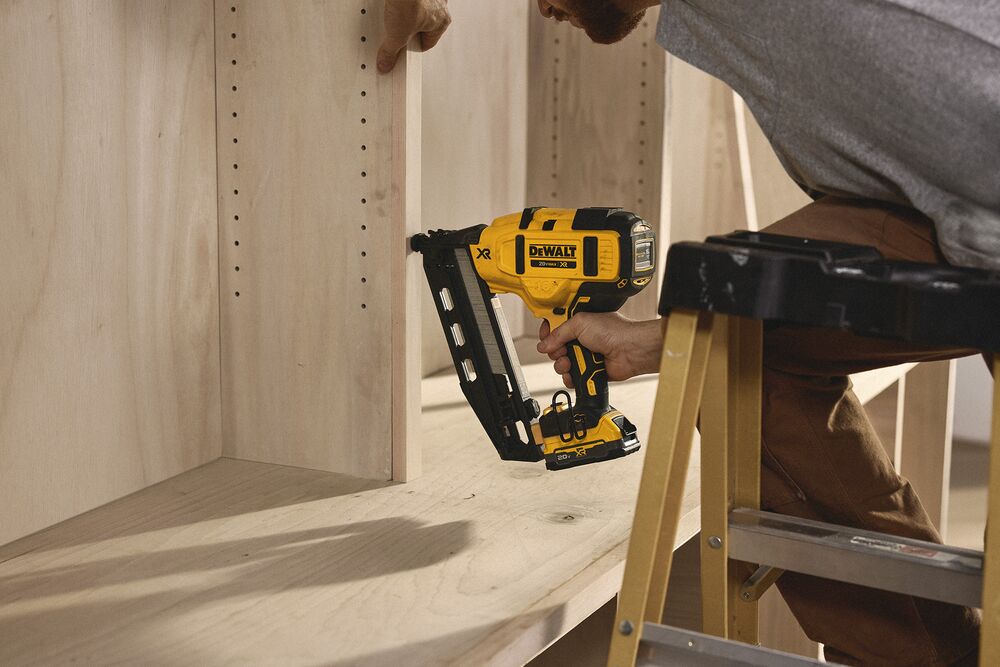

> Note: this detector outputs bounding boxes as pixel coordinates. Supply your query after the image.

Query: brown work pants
[756,197,982,665]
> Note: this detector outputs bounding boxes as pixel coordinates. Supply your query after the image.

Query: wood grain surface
[216,0,419,479]
[420,1,531,376]
[0,357,700,666]
[735,99,813,229]
[666,58,750,243]
[0,0,220,545]
[899,360,957,538]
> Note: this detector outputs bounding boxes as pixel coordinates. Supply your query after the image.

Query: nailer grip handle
[566,340,610,414]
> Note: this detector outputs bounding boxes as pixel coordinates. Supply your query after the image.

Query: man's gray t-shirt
[657,0,1000,270]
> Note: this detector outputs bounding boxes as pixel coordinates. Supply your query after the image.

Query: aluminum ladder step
[638,624,824,666]
[727,509,983,607]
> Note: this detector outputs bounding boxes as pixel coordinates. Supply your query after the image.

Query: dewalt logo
[529,244,576,258]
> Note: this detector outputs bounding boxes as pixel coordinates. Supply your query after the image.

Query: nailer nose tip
[410,234,428,252]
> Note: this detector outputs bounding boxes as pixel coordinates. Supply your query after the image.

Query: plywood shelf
[0,357,700,666]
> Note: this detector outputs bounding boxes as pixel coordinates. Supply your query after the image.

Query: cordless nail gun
[412,207,656,470]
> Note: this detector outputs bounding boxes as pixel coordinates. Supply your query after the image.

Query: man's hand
[536,313,665,389]
[378,0,451,73]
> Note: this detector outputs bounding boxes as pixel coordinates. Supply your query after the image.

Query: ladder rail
[607,309,714,667]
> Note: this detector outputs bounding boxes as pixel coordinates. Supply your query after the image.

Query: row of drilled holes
[550,35,561,200]
[637,18,650,207]
[230,5,241,298]
[228,4,373,309]
[360,5,370,310]
[549,21,652,209]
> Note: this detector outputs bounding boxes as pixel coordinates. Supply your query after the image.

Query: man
[379,1,999,664]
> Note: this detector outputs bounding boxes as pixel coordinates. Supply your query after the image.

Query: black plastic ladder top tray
[660,231,1000,352]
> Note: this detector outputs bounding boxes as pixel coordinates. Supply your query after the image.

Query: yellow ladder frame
[608,308,1000,666]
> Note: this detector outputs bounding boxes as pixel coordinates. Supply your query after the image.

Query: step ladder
[606,232,1000,666]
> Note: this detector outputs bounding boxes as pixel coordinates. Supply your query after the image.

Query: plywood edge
[899,360,957,537]
[456,490,701,666]
[731,93,759,232]
[212,3,227,469]
[852,363,918,405]
[656,55,674,283]
[392,42,423,481]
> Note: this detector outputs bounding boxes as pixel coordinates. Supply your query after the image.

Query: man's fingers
[546,346,567,361]
[379,0,451,73]
[563,373,573,389]
[538,320,551,341]
[420,25,448,51]
[553,357,571,375]
[538,318,582,352]
[377,33,410,73]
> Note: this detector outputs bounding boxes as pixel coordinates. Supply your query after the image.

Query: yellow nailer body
[413,207,656,470]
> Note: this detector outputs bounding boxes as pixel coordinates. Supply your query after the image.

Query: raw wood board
[667,58,751,243]
[420,1,530,376]
[736,98,813,229]
[0,360,700,666]
[0,0,220,545]
[899,360,956,538]
[216,0,419,479]
[666,62,810,240]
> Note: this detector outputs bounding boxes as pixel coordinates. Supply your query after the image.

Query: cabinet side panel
[420,2,530,375]
[0,0,221,545]
[217,0,410,479]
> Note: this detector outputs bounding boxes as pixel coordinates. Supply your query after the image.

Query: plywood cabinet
[1,0,421,545]
[0,0,221,546]
[214,0,419,480]
[0,7,680,662]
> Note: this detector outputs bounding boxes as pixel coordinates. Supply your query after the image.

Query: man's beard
[563,1,646,44]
